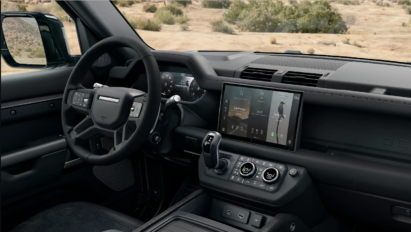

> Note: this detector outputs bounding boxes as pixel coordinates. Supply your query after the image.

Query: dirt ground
[2,1,410,76]
[130,1,411,62]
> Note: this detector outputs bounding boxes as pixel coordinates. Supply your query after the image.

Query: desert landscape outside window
[114,0,411,63]
[1,0,81,75]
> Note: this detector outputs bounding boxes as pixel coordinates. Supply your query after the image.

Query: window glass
[115,0,411,63]
[1,0,81,75]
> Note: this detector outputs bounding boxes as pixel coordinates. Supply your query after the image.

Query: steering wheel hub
[91,87,144,130]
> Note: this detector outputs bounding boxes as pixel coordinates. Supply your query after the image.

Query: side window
[1,0,81,75]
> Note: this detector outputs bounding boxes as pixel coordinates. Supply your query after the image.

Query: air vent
[240,67,277,82]
[282,71,323,87]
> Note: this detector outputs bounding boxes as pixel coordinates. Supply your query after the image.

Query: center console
[140,190,312,232]
[198,83,309,206]
[163,83,326,231]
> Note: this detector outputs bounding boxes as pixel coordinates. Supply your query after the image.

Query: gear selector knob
[202,131,227,171]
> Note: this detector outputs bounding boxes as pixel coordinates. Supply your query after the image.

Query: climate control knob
[239,162,256,177]
[262,168,280,183]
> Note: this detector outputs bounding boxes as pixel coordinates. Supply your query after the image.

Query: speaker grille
[92,53,111,68]
[251,56,347,71]
[93,159,135,191]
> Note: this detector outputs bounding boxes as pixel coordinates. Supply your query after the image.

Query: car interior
[1,1,411,232]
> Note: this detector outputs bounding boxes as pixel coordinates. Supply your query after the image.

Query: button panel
[130,102,143,118]
[72,92,92,108]
[229,156,287,193]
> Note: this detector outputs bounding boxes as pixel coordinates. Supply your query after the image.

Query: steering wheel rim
[62,36,161,165]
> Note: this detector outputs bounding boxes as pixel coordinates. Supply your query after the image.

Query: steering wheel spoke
[69,117,98,140]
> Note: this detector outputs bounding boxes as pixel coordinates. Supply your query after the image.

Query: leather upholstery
[11,202,144,232]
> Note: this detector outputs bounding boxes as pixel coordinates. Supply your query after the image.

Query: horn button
[91,88,139,130]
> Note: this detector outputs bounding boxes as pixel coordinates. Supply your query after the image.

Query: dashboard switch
[239,162,256,177]
[251,214,264,228]
[265,185,278,192]
[289,168,299,177]
[262,168,280,183]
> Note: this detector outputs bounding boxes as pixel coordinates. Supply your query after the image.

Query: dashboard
[160,72,205,102]
[149,50,411,231]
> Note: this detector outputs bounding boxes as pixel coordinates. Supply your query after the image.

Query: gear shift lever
[202,131,228,173]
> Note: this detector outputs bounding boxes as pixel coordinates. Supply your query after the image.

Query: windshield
[115,0,411,63]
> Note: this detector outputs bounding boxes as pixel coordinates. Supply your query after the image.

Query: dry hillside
[2,0,411,76]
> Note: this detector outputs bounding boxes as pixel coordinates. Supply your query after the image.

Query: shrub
[406,7,411,14]
[344,14,356,25]
[224,1,248,24]
[129,19,138,29]
[129,18,162,31]
[180,23,189,31]
[176,15,189,24]
[172,1,192,7]
[375,2,390,7]
[115,1,136,7]
[402,22,408,27]
[164,4,183,16]
[0,2,28,12]
[202,1,231,9]
[25,48,32,52]
[30,47,46,58]
[210,18,235,34]
[307,48,315,54]
[270,36,277,44]
[224,1,348,34]
[353,41,363,48]
[317,40,336,46]
[154,9,175,25]
[13,51,21,57]
[398,1,411,6]
[334,1,361,5]
[17,4,27,11]
[237,7,282,32]
[1,2,19,12]
[143,3,157,13]
[342,38,350,44]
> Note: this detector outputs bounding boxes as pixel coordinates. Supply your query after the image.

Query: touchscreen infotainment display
[218,83,303,151]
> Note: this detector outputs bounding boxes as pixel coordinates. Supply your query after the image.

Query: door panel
[1,69,70,201]
[1,98,63,153]
[1,68,73,102]
[1,68,144,231]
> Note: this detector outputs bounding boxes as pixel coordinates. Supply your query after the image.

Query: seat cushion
[11,202,144,232]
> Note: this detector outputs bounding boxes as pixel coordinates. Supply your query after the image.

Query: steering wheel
[62,36,161,165]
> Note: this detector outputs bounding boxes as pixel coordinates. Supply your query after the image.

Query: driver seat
[11,202,144,232]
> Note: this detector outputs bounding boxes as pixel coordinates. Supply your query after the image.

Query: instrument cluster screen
[160,72,205,102]
[218,83,303,151]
